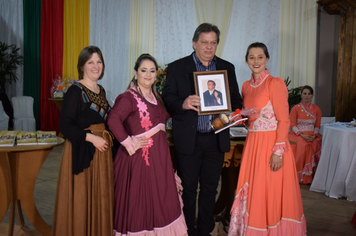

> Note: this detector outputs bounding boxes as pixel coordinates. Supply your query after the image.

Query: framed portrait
[193,70,232,115]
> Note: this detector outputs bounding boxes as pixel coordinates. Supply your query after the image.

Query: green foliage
[284,77,303,111]
[155,65,167,94]
[0,41,24,94]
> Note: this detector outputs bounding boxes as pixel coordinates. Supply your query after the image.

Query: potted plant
[0,41,24,128]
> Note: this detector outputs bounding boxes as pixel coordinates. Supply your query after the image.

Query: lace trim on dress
[130,86,158,105]
[299,102,316,119]
[249,69,270,88]
[135,124,166,138]
[292,126,301,135]
[296,119,315,132]
[272,143,286,156]
[120,135,138,155]
[141,89,157,105]
[297,151,321,182]
[229,208,307,236]
[129,90,154,166]
[250,101,278,131]
[314,127,320,134]
[113,213,187,236]
[228,183,249,236]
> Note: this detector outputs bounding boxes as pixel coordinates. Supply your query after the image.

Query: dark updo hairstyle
[300,85,314,95]
[77,46,105,80]
[245,42,270,62]
[128,53,158,88]
[192,23,220,45]
[128,53,166,109]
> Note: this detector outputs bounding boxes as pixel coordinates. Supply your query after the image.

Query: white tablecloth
[310,122,356,201]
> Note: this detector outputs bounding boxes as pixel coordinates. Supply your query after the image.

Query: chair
[12,96,36,131]
[0,102,9,130]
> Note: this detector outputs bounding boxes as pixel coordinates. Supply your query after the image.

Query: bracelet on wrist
[274,153,283,159]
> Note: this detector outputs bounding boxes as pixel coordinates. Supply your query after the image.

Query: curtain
[0,0,24,99]
[40,0,63,133]
[222,0,281,88]
[90,0,131,104]
[62,0,89,80]
[154,0,197,65]
[1,0,319,123]
[278,0,318,89]
[194,0,234,57]
[23,0,42,129]
[129,0,155,81]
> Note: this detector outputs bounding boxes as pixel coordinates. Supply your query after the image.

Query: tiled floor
[1,144,356,236]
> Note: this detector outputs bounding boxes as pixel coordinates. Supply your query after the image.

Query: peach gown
[228,70,306,236]
[288,102,322,184]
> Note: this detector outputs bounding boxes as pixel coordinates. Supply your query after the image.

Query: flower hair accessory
[300,86,305,94]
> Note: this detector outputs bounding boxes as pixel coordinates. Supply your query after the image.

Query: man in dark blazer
[203,80,223,106]
[162,23,242,236]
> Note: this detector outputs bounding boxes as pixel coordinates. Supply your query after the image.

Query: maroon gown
[107,89,187,235]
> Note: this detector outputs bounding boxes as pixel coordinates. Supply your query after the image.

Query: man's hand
[182,95,201,112]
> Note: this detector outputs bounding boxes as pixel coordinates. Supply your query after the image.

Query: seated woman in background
[288,85,322,184]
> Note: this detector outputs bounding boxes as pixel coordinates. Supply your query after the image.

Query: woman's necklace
[80,80,99,93]
[138,86,154,102]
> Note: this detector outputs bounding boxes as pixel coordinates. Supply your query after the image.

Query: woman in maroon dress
[107,54,187,235]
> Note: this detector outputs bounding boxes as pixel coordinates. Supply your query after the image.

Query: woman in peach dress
[228,42,306,235]
[288,86,322,184]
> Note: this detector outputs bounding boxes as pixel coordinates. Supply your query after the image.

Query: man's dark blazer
[162,53,242,155]
[203,89,223,106]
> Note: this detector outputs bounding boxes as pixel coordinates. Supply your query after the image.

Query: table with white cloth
[310,122,356,201]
